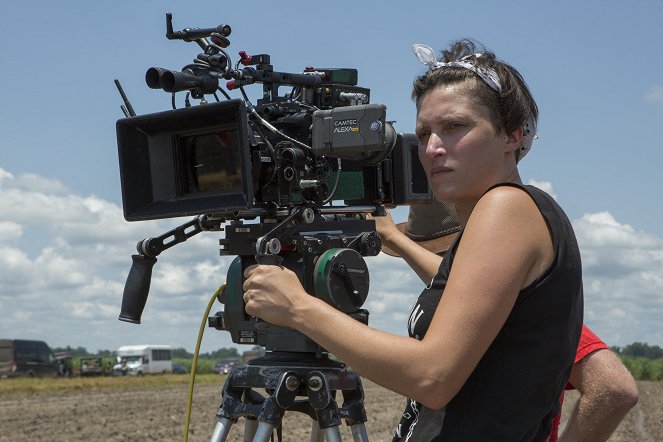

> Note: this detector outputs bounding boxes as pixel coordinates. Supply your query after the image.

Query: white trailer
[114,344,172,375]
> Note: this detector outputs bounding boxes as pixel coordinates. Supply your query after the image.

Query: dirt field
[0,377,660,441]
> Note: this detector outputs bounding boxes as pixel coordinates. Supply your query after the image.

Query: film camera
[116,13,431,355]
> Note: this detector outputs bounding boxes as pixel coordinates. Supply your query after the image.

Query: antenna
[114,79,136,117]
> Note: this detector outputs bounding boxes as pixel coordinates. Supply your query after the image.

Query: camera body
[117,82,430,222]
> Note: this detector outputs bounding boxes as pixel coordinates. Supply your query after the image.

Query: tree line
[52,343,663,380]
[52,345,242,360]
[54,342,663,360]
[609,343,663,381]
[611,342,663,359]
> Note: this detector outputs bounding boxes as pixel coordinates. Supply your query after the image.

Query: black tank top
[393,184,583,441]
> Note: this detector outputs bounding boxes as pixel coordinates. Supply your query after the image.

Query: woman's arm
[371,210,443,283]
[244,186,552,408]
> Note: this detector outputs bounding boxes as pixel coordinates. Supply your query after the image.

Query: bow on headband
[412,43,537,159]
[412,44,502,92]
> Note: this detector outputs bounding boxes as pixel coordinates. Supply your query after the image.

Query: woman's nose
[424,132,445,157]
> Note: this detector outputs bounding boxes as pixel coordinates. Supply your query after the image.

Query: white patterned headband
[412,43,537,159]
[412,44,502,92]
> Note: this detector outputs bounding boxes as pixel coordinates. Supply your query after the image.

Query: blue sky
[1,0,662,354]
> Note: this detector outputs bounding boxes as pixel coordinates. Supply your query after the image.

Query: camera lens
[180,131,242,194]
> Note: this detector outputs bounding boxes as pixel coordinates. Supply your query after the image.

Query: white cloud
[575,212,655,246]
[0,169,14,182]
[366,253,424,334]
[0,221,23,242]
[0,168,69,194]
[527,179,557,199]
[645,85,663,103]
[1,169,662,354]
[0,246,33,285]
[0,171,234,352]
[572,212,663,346]
[34,247,92,288]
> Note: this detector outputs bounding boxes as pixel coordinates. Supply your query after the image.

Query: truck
[113,345,172,376]
[0,339,60,378]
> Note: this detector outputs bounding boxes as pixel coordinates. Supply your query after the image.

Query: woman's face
[416,84,512,205]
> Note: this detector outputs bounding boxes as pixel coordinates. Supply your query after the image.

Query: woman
[243,39,583,440]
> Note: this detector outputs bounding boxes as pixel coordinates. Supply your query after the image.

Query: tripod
[209,352,369,442]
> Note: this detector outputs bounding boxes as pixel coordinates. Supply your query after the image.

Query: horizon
[1,0,662,353]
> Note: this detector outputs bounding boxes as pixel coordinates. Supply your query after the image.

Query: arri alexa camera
[115,13,432,441]
[115,13,431,357]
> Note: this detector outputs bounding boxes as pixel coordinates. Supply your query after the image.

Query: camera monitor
[116,99,253,221]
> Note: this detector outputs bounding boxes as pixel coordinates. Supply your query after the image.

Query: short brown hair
[412,39,538,160]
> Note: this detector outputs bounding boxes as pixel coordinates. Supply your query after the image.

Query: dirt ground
[0,378,661,441]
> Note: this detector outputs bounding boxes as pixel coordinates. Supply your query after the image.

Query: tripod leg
[310,420,325,442]
[350,423,369,442]
[324,426,343,442]
[210,417,233,442]
[243,418,258,441]
[252,421,276,442]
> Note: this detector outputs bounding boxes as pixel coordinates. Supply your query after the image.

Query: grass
[622,357,663,381]
[0,373,228,397]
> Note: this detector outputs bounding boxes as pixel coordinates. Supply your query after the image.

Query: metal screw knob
[308,375,323,391]
[285,375,300,391]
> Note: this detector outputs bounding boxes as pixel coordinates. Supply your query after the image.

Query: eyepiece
[146,67,219,94]
[160,71,178,92]
[160,70,219,94]
[145,67,169,89]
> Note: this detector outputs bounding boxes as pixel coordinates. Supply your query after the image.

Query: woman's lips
[430,166,452,178]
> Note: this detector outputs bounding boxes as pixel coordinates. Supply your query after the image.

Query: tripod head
[119,205,381,358]
[210,206,380,354]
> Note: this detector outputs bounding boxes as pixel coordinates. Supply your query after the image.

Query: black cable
[254,126,278,189]
[239,86,251,103]
[217,87,231,100]
[323,158,342,204]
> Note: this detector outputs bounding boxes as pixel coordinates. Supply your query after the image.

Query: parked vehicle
[172,363,187,374]
[0,339,59,378]
[112,345,172,376]
[213,357,242,375]
[54,351,74,377]
[79,356,104,376]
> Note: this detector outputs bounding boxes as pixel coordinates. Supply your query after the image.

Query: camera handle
[118,254,157,324]
[118,215,223,324]
[165,12,231,44]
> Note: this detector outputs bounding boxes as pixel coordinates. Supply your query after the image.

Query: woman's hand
[368,209,401,248]
[242,264,309,328]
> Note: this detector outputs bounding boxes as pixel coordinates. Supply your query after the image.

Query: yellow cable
[184,283,226,442]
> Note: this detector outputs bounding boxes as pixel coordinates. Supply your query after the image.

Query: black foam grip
[118,255,157,324]
[255,254,284,266]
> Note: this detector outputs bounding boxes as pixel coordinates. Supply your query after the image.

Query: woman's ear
[504,125,524,154]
